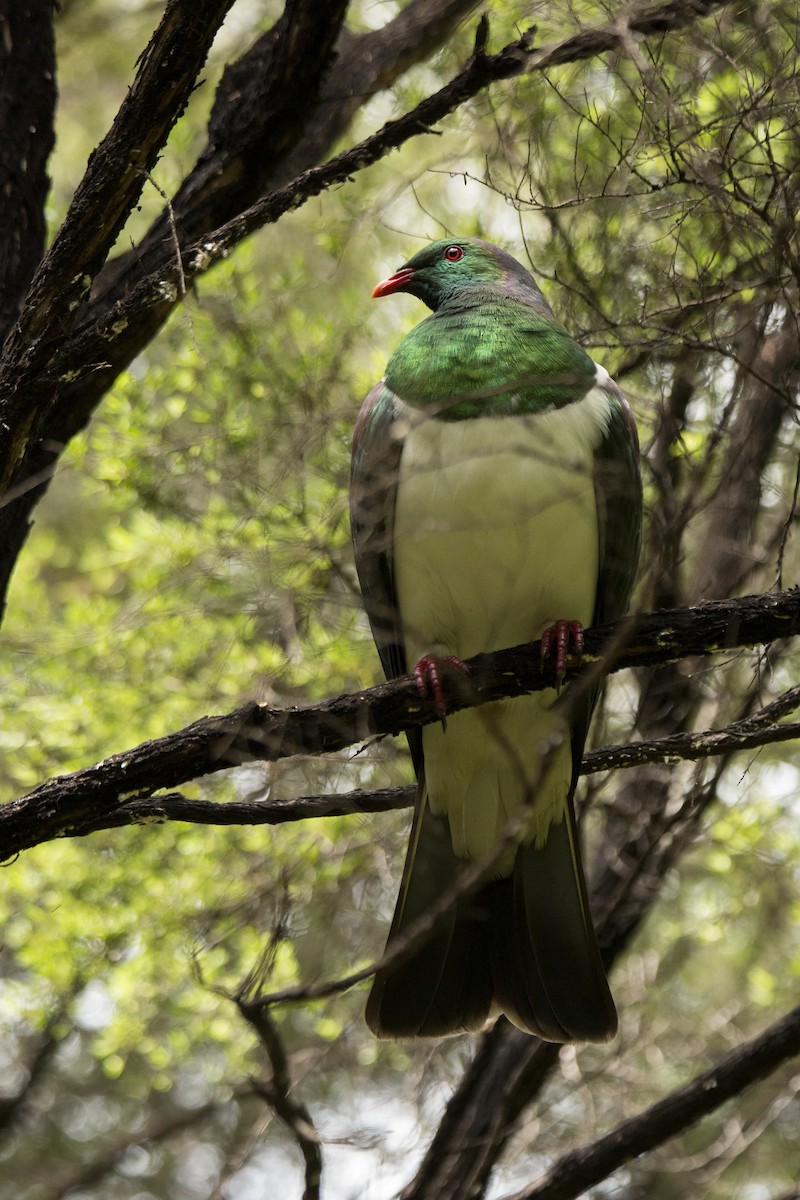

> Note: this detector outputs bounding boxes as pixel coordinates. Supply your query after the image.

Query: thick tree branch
[0,0,237,491]
[0,0,57,342]
[1,589,798,860]
[506,1004,800,1200]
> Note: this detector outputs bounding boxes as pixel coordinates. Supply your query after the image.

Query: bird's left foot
[413,653,468,723]
[540,619,584,686]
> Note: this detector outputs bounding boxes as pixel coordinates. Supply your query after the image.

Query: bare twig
[235,918,322,1200]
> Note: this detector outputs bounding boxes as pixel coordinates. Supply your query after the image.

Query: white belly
[393,390,610,866]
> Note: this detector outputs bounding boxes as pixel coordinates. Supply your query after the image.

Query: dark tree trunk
[0,0,57,342]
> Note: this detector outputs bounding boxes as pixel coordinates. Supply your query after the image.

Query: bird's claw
[413,653,468,726]
[540,619,584,686]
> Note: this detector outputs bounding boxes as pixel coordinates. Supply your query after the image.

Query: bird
[350,237,641,1041]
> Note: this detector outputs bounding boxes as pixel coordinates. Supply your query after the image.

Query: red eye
[443,245,464,262]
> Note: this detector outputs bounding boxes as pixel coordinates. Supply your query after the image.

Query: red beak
[372,267,414,298]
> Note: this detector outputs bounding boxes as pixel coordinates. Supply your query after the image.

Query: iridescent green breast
[385,296,597,420]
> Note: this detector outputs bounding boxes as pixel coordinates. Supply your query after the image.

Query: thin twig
[234,906,323,1200]
[141,169,187,300]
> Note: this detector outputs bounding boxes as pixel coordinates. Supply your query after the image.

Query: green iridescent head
[372,237,552,314]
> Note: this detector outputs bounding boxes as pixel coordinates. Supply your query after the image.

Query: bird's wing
[351,380,432,771]
[350,381,406,682]
[564,377,642,779]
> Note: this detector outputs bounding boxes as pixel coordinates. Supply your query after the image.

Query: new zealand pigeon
[350,237,641,1041]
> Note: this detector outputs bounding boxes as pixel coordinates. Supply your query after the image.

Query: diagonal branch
[506,1003,800,1200]
[3,0,232,348]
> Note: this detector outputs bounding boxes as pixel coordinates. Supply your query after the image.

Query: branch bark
[0,0,57,342]
[51,714,800,839]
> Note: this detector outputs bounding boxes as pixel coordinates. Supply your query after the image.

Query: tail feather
[367,793,616,1043]
[366,803,493,1038]
[490,808,617,1042]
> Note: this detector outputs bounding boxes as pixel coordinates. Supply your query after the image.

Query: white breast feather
[393,385,612,867]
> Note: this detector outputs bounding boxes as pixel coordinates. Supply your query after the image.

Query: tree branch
[1,588,799,860]
[0,0,237,490]
[238,1004,322,1200]
[0,0,57,342]
[51,685,800,838]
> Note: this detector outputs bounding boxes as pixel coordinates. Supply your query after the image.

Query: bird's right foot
[540,619,584,687]
[413,653,468,722]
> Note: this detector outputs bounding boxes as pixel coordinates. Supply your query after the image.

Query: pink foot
[540,619,584,684]
[413,653,468,718]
